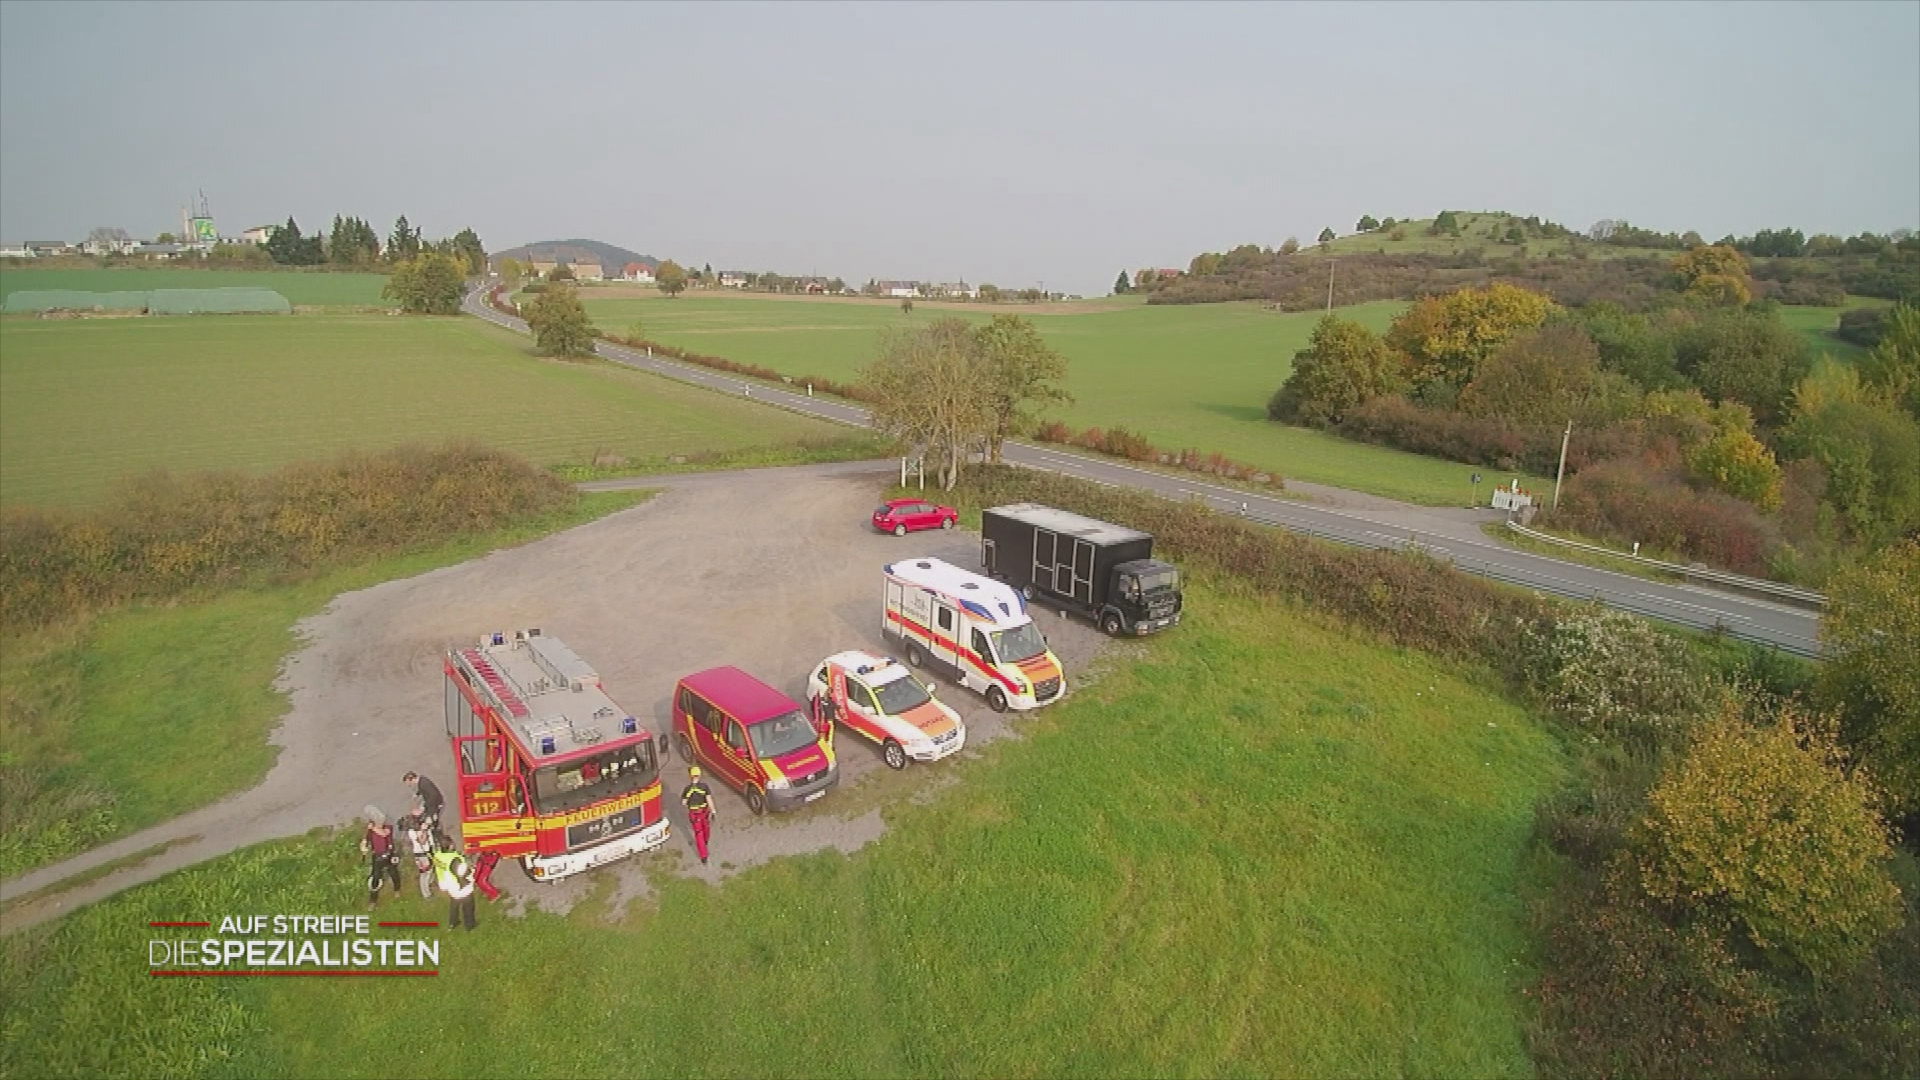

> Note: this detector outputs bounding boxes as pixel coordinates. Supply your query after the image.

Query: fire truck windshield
[531,740,658,815]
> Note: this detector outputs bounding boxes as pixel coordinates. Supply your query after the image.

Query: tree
[1783,394,1920,544]
[1673,307,1810,424]
[450,228,486,276]
[1379,216,1396,230]
[1356,215,1379,233]
[1637,701,1902,974]
[264,216,304,265]
[546,264,575,282]
[155,232,176,244]
[1861,302,1920,419]
[496,257,524,285]
[1318,227,1336,244]
[1114,270,1132,294]
[1821,539,1920,815]
[655,259,687,298]
[1278,237,1300,256]
[381,252,466,315]
[974,315,1070,461]
[1430,210,1462,237]
[1385,281,1556,390]
[1686,423,1783,509]
[977,283,1003,303]
[862,318,996,489]
[1576,302,1684,391]
[1459,323,1620,426]
[524,284,595,357]
[386,215,421,263]
[1269,316,1408,427]
[1672,244,1752,306]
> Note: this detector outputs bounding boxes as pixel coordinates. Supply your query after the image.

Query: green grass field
[0,267,391,306]
[1777,295,1891,365]
[0,314,860,507]
[0,491,651,877]
[1,583,1566,1078]
[1314,212,1666,260]
[582,292,1547,504]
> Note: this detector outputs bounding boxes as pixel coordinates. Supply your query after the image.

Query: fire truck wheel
[893,524,907,537]
[1102,611,1126,636]
[745,785,768,816]
[883,739,908,770]
[674,733,694,763]
[987,686,1010,713]
[907,644,925,668]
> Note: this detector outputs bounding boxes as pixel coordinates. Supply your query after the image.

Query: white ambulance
[881,558,1066,712]
[807,651,966,769]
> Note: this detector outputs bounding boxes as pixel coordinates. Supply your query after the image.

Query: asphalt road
[465,284,1823,658]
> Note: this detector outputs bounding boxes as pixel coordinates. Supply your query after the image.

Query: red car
[872,498,958,536]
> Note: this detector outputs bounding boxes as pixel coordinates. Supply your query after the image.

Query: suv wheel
[987,686,1009,713]
[1102,611,1126,636]
[883,740,908,770]
[745,785,767,816]
[674,733,694,762]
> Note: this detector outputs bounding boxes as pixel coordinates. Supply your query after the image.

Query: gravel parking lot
[4,462,1109,925]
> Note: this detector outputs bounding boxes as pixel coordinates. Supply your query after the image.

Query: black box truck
[980,503,1184,636]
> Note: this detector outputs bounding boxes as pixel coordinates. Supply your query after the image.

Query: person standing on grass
[473,848,503,902]
[361,805,401,909]
[404,771,445,833]
[682,766,715,866]
[433,835,478,931]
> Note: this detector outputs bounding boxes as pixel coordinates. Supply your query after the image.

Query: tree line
[263,214,485,277]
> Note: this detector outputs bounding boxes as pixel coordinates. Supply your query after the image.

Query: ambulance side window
[972,629,994,663]
[937,607,953,633]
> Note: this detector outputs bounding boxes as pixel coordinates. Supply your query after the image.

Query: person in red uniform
[682,766,715,866]
[473,847,503,901]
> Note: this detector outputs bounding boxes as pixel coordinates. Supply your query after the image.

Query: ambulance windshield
[990,622,1048,664]
[871,675,932,715]
[532,740,658,814]
[750,711,820,759]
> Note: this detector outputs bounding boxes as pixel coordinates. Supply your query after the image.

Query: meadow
[1776,294,1890,365]
[0,267,390,307]
[579,290,1547,504]
[0,314,860,507]
[0,583,1566,1078]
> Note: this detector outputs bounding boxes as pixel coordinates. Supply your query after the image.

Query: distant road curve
[464,283,1822,657]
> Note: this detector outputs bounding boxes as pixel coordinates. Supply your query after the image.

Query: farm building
[878,280,921,298]
[718,270,749,288]
[239,225,277,245]
[530,260,559,278]
[622,262,655,283]
[569,261,605,281]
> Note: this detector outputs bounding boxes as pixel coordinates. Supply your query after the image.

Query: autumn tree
[1279,237,1300,256]
[1637,701,1902,974]
[1268,315,1407,427]
[496,257,524,284]
[1458,322,1621,426]
[382,252,466,314]
[1821,539,1920,815]
[1686,421,1783,509]
[1861,301,1920,419]
[524,284,595,357]
[655,259,687,298]
[974,314,1070,462]
[862,318,995,489]
[1385,281,1556,390]
[1672,244,1752,306]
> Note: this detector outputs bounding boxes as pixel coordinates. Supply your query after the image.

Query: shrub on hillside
[1524,605,1712,749]
[1541,456,1777,576]
[0,446,574,631]
[1837,305,1892,349]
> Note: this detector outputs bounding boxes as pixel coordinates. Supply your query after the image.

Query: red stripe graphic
[151,970,439,978]
[884,611,1021,693]
[148,922,211,928]
[377,921,440,928]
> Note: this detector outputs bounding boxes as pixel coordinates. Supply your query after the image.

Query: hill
[493,238,658,272]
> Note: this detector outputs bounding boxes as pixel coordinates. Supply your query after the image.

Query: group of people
[361,771,500,931]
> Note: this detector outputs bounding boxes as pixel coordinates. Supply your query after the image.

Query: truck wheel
[907,644,925,668]
[745,785,767,816]
[1102,611,1126,636]
[987,686,1009,713]
[674,733,694,762]
[894,524,907,537]
[882,740,908,770]
[1021,584,1035,601]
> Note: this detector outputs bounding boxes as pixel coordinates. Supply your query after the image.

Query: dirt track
[1,461,1107,928]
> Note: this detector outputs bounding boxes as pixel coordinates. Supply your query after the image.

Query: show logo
[147,914,440,977]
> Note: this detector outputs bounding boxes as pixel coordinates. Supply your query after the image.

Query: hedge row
[1030,422,1283,487]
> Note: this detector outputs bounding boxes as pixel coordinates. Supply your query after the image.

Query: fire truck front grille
[1034,677,1062,702]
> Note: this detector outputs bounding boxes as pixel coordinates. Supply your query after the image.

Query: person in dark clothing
[682,767,715,866]
[361,805,401,908]
[403,771,445,832]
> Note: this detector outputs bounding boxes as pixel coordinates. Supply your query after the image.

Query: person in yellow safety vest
[682,766,715,866]
[433,837,477,931]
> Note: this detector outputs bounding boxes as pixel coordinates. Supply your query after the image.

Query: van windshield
[749,711,819,759]
[871,676,932,715]
[532,740,658,815]
[990,622,1049,664]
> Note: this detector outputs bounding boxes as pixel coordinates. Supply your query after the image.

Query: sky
[2,1,1916,295]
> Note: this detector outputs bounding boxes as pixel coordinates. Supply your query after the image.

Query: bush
[1524,605,1712,749]
[1837,306,1893,349]
[1026,424,1279,484]
[601,332,878,404]
[1542,456,1778,576]
[0,445,574,631]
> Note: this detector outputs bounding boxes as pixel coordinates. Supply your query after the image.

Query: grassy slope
[1,583,1565,1078]
[584,292,1549,504]
[0,267,391,306]
[0,491,650,876]
[1315,212,1666,260]
[1777,295,1892,365]
[0,314,857,507]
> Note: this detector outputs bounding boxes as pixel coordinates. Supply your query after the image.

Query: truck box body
[980,503,1183,635]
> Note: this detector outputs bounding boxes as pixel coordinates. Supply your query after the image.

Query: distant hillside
[493,239,657,271]
[1143,211,1919,311]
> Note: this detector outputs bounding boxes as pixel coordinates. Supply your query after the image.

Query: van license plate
[804,791,825,803]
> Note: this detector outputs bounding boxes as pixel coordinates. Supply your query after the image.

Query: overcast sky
[3,1,1915,294]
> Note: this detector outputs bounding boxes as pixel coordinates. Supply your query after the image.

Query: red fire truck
[443,628,670,881]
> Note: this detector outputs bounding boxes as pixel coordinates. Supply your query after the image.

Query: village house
[878,280,920,298]
[622,262,655,284]
[718,270,749,288]
[569,260,605,282]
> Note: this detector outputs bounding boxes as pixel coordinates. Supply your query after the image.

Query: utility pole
[1553,419,1572,509]
[1325,260,1336,313]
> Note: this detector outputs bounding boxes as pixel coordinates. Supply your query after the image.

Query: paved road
[466,284,1822,657]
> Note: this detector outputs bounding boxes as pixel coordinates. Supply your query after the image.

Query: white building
[622,262,655,284]
[0,243,34,259]
[718,270,749,288]
[240,225,277,245]
[879,280,920,298]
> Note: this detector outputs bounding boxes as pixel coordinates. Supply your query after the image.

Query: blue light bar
[622,717,637,734]
[539,735,556,755]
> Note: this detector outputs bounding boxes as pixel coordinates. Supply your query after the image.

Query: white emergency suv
[881,558,1066,712]
[808,650,966,769]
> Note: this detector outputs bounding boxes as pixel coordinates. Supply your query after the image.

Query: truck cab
[1108,558,1183,636]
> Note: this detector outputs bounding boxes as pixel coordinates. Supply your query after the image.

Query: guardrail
[1505,521,1827,610]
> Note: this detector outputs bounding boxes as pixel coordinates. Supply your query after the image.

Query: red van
[672,666,839,815]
